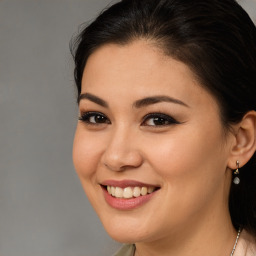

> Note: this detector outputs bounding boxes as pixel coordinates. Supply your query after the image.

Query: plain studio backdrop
[0,1,255,256]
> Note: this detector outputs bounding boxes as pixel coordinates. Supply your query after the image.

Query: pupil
[154,117,166,125]
[96,115,105,123]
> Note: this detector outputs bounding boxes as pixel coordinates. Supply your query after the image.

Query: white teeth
[106,185,156,199]
[133,187,141,197]
[111,186,116,196]
[115,187,123,198]
[123,187,133,198]
[141,187,147,196]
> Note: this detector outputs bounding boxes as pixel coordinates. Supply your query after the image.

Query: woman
[71,0,256,255]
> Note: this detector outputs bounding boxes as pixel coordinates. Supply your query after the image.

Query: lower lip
[102,187,157,210]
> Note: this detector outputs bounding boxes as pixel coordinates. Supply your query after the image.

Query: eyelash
[79,111,111,125]
[78,112,180,127]
[142,113,180,126]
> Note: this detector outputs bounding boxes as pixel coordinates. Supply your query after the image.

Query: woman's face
[73,40,233,243]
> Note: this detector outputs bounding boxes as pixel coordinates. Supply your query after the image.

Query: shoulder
[234,229,256,256]
[113,244,135,256]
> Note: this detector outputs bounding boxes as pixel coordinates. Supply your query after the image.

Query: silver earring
[233,160,240,185]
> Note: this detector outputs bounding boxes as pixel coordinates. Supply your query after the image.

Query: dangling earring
[233,160,240,185]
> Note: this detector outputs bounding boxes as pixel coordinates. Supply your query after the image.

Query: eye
[79,111,111,125]
[142,113,179,126]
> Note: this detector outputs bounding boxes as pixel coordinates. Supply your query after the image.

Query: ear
[227,110,256,169]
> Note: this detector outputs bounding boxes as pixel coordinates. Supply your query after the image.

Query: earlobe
[227,110,256,169]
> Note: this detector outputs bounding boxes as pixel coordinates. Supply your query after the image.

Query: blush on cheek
[73,132,104,180]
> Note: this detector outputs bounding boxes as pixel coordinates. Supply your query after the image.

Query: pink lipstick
[101,180,160,210]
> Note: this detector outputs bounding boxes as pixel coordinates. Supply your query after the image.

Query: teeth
[133,187,141,197]
[123,187,133,198]
[148,187,154,193]
[106,186,156,199]
[111,186,115,196]
[141,187,147,196]
[115,187,123,198]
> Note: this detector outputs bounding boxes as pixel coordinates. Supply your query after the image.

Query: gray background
[0,1,255,256]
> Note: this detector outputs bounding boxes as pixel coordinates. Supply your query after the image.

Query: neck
[134,201,237,256]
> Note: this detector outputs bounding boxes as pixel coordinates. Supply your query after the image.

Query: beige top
[113,244,135,256]
[113,230,256,256]
[234,230,256,256]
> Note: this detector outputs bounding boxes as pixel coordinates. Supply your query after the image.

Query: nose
[101,128,143,172]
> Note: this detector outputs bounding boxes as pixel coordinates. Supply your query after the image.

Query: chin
[108,232,137,244]
[100,215,150,244]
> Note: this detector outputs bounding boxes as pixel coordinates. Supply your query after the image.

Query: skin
[73,40,239,256]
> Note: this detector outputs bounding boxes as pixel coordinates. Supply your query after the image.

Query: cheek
[72,127,107,211]
[72,127,103,180]
[146,124,227,195]
[141,128,228,229]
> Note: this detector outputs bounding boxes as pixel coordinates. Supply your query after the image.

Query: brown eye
[89,115,107,124]
[142,113,179,126]
[79,112,111,124]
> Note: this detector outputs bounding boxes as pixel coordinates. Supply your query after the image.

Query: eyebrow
[133,96,189,108]
[78,93,108,107]
[78,93,189,108]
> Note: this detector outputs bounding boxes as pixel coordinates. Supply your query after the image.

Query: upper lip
[100,179,160,188]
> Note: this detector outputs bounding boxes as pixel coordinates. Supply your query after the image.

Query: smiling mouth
[102,185,159,199]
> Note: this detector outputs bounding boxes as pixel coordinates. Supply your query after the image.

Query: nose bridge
[102,124,142,171]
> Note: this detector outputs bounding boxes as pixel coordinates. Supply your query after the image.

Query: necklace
[134,228,242,256]
[230,228,241,256]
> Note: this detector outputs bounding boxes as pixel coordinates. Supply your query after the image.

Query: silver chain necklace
[135,228,242,256]
[230,228,241,256]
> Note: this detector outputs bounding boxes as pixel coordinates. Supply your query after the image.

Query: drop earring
[233,160,240,185]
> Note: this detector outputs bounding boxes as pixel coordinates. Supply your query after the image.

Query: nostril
[103,163,142,172]
[102,152,144,172]
[101,138,143,172]
[103,162,125,172]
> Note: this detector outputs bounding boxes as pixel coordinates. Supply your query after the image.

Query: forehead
[83,40,196,87]
[84,40,169,79]
[81,40,217,110]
